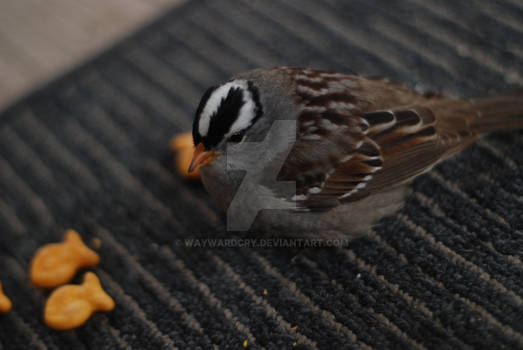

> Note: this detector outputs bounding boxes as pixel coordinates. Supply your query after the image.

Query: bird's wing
[277,69,476,210]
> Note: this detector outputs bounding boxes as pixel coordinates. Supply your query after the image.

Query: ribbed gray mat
[0,0,522,349]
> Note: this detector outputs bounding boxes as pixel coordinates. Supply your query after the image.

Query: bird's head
[189,79,263,172]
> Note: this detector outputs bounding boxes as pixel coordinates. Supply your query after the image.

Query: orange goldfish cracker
[30,230,100,288]
[170,133,201,181]
[44,272,114,330]
[0,282,12,313]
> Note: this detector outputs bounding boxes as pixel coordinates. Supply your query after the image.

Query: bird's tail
[467,93,523,133]
[429,92,523,134]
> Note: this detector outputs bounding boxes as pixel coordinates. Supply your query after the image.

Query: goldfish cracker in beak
[0,282,12,313]
[30,230,100,288]
[170,133,201,181]
[44,272,114,330]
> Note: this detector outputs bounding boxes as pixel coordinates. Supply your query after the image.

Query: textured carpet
[1,0,523,349]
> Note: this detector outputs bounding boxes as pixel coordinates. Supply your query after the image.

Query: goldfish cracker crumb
[170,133,201,181]
[290,325,298,332]
[0,282,12,313]
[243,340,248,348]
[292,341,297,347]
[90,237,102,250]
[263,289,268,296]
[44,272,114,330]
[30,230,100,288]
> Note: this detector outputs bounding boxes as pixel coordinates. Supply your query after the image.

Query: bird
[188,67,523,238]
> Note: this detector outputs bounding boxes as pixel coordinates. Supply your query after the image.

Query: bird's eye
[228,132,245,143]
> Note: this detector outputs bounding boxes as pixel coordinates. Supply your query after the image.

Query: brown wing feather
[276,68,475,211]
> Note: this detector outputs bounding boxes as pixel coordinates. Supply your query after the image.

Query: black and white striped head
[188,79,263,173]
[192,80,263,150]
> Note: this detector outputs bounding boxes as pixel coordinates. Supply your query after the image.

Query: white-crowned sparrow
[189,67,523,238]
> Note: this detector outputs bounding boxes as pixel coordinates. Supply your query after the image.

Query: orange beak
[188,143,217,173]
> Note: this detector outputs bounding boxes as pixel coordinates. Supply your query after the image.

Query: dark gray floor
[0,0,522,349]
